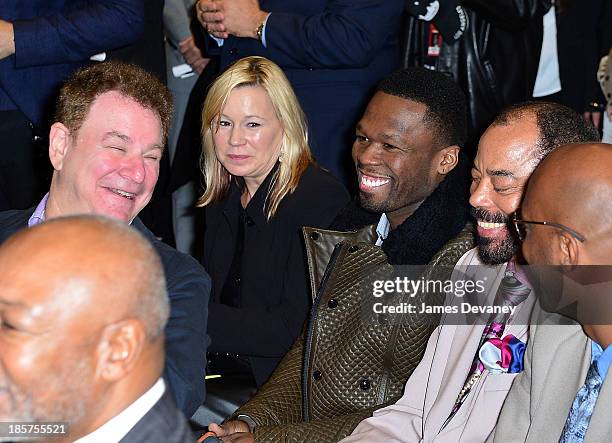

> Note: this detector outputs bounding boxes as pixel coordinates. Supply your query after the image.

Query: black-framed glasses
[512,213,586,243]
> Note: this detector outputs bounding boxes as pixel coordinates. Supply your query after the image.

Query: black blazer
[203,164,349,385]
[0,209,210,418]
[120,388,194,443]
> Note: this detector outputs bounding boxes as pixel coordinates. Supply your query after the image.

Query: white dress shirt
[74,378,165,443]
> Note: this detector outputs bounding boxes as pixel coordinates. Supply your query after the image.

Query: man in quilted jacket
[205,67,474,442]
[343,103,601,442]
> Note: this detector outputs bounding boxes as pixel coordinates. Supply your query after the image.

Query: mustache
[470,207,509,224]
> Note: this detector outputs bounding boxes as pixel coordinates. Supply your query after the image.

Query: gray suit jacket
[120,389,194,443]
[493,309,612,442]
[163,0,199,96]
[344,249,537,443]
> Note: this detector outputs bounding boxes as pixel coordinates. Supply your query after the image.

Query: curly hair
[54,61,173,143]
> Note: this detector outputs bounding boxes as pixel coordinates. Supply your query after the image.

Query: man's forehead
[0,265,95,322]
[0,267,54,316]
[362,94,425,133]
[79,91,162,136]
[475,121,539,176]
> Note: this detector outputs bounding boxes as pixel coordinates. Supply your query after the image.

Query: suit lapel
[119,390,193,443]
[425,259,507,434]
[0,208,33,243]
[528,319,590,441]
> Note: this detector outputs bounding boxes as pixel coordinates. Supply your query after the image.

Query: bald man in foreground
[493,143,612,442]
[0,216,193,442]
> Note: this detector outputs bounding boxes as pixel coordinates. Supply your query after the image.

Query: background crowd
[1,1,612,442]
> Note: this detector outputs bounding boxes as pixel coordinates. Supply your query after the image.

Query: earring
[279,149,284,163]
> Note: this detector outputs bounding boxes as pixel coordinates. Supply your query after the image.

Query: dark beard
[475,233,518,265]
[470,207,519,265]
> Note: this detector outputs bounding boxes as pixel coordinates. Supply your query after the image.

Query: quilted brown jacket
[231,225,474,442]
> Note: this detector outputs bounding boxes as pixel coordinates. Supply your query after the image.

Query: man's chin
[96,191,149,223]
[97,210,132,223]
[358,192,389,214]
[475,234,517,265]
[95,201,142,224]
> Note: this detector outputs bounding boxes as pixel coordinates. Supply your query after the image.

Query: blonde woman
[199,56,349,386]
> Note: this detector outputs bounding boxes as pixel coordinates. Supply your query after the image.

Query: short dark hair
[377,67,467,149]
[55,61,173,143]
[492,101,600,161]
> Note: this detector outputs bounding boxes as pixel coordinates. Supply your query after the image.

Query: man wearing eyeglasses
[493,143,612,442]
[344,102,599,443]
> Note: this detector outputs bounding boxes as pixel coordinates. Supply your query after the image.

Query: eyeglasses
[512,213,586,243]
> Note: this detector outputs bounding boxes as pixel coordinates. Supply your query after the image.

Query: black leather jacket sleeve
[461,0,551,30]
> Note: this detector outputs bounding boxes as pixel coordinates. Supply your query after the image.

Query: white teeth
[477,221,505,229]
[112,189,136,200]
[361,174,390,188]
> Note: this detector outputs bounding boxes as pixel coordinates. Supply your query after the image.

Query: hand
[0,20,15,60]
[218,0,268,39]
[178,36,209,74]
[583,111,602,129]
[197,0,268,40]
[196,0,229,39]
[208,421,254,443]
[405,0,433,19]
[209,420,250,437]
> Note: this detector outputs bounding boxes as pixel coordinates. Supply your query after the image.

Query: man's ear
[558,233,580,267]
[95,319,146,382]
[48,122,72,171]
[437,145,459,175]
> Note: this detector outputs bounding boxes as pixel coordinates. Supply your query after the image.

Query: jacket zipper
[302,242,343,422]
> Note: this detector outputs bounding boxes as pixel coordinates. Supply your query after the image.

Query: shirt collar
[375,213,390,246]
[592,340,612,380]
[73,378,165,443]
[27,193,137,227]
[28,193,49,227]
[231,161,280,227]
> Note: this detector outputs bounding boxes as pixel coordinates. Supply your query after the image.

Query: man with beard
[204,67,473,442]
[0,215,193,442]
[343,101,600,442]
[493,143,612,442]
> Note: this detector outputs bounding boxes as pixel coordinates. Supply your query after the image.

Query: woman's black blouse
[202,164,349,385]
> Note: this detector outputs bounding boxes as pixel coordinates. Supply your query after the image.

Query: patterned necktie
[443,270,530,427]
[559,362,603,443]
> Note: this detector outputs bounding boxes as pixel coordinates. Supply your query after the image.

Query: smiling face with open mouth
[47,91,163,223]
[352,92,454,228]
[469,115,540,264]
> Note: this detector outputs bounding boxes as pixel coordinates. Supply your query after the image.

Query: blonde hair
[197,56,313,219]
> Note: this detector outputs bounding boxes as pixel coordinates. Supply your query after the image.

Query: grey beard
[475,232,518,265]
